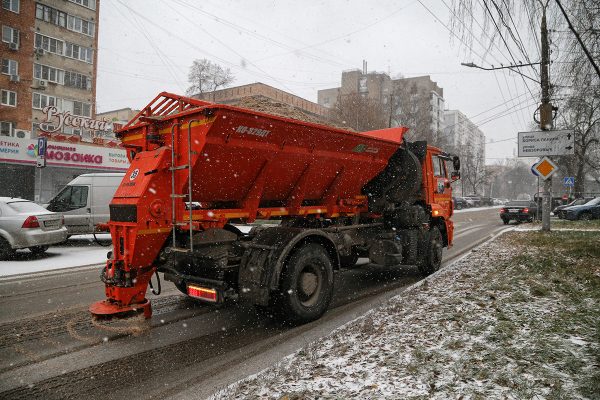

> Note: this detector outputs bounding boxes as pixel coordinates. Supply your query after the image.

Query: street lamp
[461,61,541,83]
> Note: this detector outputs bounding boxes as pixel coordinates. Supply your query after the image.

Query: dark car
[453,197,468,210]
[564,197,600,220]
[553,198,593,219]
[500,201,538,224]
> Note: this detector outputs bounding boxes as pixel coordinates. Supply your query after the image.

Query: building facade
[443,109,486,161]
[0,0,128,202]
[318,68,445,140]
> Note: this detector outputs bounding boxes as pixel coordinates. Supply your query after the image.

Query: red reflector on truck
[187,285,218,302]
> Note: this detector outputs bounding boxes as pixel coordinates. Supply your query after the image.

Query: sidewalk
[213,228,600,399]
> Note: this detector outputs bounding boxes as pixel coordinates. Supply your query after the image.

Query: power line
[554,0,600,80]
[418,0,527,129]
[480,0,539,125]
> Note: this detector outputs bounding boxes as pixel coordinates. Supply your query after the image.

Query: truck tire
[418,226,443,276]
[275,243,334,324]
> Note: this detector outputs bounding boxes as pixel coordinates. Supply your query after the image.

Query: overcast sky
[97,0,544,164]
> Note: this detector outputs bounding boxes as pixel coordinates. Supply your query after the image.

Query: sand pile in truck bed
[230,95,356,132]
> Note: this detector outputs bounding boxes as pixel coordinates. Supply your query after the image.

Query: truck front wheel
[276,243,334,324]
[418,226,443,276]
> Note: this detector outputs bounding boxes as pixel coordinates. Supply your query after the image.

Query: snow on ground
[0,234,111,277]
[213,230,599,399]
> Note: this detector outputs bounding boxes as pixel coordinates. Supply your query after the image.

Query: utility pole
[540,6,553,232]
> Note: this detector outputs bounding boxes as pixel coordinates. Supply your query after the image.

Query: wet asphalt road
[0,207,507,399]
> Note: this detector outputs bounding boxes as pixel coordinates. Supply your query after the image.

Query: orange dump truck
[90,92,460,323]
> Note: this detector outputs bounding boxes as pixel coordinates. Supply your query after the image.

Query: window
[1,89,17,107]
[32,92,56,109]
[35,33,64,55]
[7,200,49,213]
[36,4,67,28]
[68,0,96,10]
[34,63,64,84]
[1,25,19,44]
[66,15,95,36]
[47,186,89,212]
[74,101,91,117]
[64,71,91,90]
[2,0,19,13]
[1,59,18,76]
[65,42,93,63]
[0,121,13,136]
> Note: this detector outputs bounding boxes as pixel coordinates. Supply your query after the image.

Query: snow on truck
[90,92,460,323]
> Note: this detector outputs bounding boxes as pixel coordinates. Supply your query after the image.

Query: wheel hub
[299,271,318,297]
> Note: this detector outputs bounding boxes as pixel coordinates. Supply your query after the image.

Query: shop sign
[0,137,129,171]
[41,106,112,133]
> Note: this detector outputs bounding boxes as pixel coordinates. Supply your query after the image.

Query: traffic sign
[531,163,540,177]
[563,177,575,187]
[36,137,47,169]
[518,129,574,157]
[533,156,558,180]
[37,137,47,157]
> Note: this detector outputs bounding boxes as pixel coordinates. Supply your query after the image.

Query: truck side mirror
[452,156,460,171]
[451,171,460,181]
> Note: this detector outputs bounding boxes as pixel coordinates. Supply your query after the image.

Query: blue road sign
[563,177,575,187]
[37,137,47,157]
[531,162,540,177]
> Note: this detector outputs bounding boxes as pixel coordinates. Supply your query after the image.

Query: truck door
[47,185,91,234]
[432,155,452,215]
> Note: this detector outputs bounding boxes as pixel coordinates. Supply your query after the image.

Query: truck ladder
[169,122,195,254]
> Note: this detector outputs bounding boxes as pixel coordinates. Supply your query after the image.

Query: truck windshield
[47,185,89,212]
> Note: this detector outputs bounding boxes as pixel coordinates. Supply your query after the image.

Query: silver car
[0,197,68,259]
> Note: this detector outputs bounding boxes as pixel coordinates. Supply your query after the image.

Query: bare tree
[186,59,234,100]
[459,142,489,195]
[488,158,537,199]
[332,93,388,132]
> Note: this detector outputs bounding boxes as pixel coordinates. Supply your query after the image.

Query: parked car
[480,197,494,206]
[500,200,538,224]
[553,198,593,219]
[453,197,468,210]
[463,196,482,207]
[46,173,124,235]
[0,197,68,259]
[564,197,600,221]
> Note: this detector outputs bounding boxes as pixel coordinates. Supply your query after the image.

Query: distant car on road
[453,197,468,210]
[0,197,68,260]
[564,197,600,221]
[500,200,538,224]
[553,198,593,219]
[463,196,482,207]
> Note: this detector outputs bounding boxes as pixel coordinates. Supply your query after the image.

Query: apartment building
[318,68,446,140]
[443,109,486,168]
[0,0,128,201]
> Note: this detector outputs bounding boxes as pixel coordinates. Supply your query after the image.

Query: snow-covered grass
[0,234,111,277]
[213,230,600,399]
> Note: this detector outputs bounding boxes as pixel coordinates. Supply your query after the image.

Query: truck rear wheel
[275,243,334,324]
[418,226,443,276]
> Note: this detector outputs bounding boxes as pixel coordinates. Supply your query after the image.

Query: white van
[46,173,125,235]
